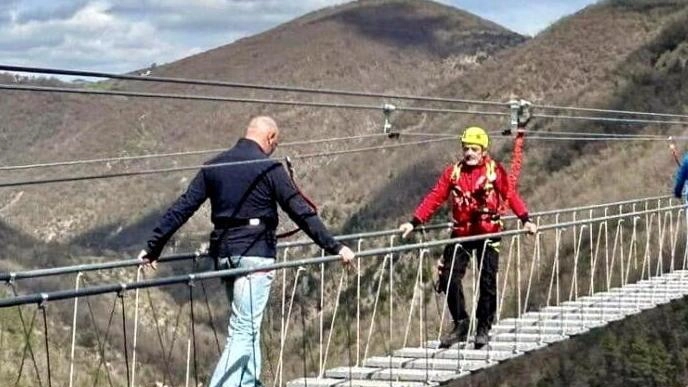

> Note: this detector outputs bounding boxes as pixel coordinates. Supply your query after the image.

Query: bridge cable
[1,128,687,174]
[5,64,688,120]
[0,64,508,108]
[0,133,391,172]
[344,270,354,387]
[39,302,53,387]
[84,289,117,387]
[9,282,43,387]
[300,280,309,386]
[4,81,688,128]
[13,305,40,387]
[0,83,509,117]
[119,292,131,387]
[142,271,175,385]
[0,137,456,188]
[188,277,200,387]
[165,302,186,386]
[199,279,222,356]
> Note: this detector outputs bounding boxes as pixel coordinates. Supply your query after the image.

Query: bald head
[245,116,280,155]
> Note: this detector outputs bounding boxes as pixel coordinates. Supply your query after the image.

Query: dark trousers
[439,239,500,330]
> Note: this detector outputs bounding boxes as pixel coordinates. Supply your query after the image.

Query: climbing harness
[382,103,399,139]
[276,157,319,239]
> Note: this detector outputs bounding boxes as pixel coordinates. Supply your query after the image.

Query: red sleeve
[494,162,530,222]
[413,165,453,224]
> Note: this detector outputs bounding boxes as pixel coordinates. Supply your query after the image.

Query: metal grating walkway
[288,270,688,387]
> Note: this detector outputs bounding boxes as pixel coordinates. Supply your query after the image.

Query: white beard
[463,156,481,166]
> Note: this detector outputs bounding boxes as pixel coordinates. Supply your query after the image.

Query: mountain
[340,0,688,232]
[0,0,526,247]
[3,1,688,385]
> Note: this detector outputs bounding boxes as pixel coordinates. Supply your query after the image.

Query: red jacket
[412,156,529,237]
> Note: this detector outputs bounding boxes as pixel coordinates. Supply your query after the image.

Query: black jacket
[145,138,342,258]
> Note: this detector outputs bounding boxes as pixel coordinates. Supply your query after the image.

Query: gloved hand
[138,249,158,270]
[399,222,414,239]
[523,221,538,235]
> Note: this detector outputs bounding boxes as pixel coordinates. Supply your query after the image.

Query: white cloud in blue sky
[0,0,598,77]
[442,0,598,36]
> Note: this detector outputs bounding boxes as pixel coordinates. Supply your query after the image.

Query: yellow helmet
[460,126,489,149]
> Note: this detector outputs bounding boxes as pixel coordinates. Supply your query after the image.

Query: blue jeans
[210,256,275,387]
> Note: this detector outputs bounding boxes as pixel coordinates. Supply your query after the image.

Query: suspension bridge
[1,65,688,387]
[1,196,686,387]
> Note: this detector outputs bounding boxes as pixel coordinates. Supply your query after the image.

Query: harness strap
[276,157,319,239]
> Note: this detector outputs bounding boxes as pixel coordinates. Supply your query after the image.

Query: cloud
[108,1,349,43]
[0,1,182,75]
[0,0,352,75]
[0,0,595,77]
[0,0,19,24]
[13,0,90,24]
[442,0,597,36]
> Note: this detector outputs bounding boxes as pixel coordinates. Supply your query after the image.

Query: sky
[0,0,598,78]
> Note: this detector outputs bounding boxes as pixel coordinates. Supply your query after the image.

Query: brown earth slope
[341,0,688,233]
[0,0,526,252]
[2,1,688,386]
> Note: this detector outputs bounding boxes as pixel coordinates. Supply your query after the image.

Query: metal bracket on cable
[39,292,49,309]
[382,103,399,139]
[503,99,533,135]
[7,272,16,286]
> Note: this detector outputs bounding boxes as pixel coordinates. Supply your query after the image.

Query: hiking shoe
[439,320,468,349]
[474,325,490,349]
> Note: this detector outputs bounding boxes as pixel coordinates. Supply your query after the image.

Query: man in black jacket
[138,116,355,387]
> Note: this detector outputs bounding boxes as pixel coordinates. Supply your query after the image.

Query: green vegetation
[456,297,688,387]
